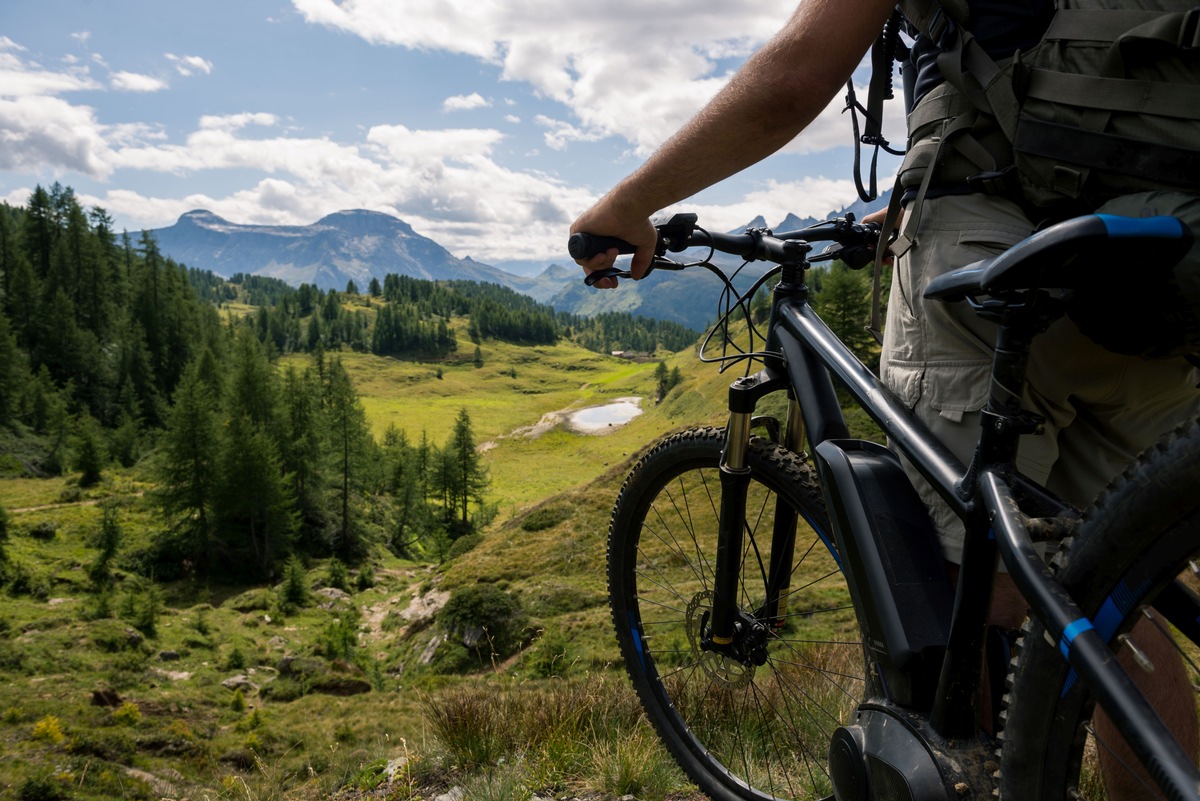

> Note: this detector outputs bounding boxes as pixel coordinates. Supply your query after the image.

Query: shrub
[354,563,375,591]
[447,533,481,560]
[325,558,350,592]
[30,715,65,745]
[225,644,247,671]
[27,521,56,541]
[119,575,162,637]
[520,505,573,532]
[439,584,528,667]
[278,556,310,613]
[17,772,69,801]
[319,609,360,661]
[6,562,50,599]
[112,701,142,726]
[524,626,572,679]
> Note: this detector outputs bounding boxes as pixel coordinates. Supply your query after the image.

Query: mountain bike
[568,212,1200,800]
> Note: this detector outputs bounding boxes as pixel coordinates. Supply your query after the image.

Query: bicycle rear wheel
[607,427,862,801]
[1000,418,1200,800]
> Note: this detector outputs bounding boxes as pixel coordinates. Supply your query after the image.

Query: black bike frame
[707,257,1200,798]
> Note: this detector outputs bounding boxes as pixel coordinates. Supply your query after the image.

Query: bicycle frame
[707,255,1200,798]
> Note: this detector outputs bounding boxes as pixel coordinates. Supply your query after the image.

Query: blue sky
[0,0,903,263]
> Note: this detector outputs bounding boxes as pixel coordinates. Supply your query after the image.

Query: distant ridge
[150,209,526,292]
[150,192,888,330]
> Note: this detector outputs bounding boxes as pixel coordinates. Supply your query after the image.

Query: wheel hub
[685,590,766,686]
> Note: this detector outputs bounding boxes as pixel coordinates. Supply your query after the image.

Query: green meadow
[0,334,733,801]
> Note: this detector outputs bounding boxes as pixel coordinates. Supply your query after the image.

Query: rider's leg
[1095,614,1198,801]
[880,191,1200,791]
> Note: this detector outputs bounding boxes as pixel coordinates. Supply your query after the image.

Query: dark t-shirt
[909,0,1055,104]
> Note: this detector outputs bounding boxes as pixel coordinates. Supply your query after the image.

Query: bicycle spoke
[610,429,858,801]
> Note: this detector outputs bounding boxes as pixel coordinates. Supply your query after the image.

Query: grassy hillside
[0,328,747,801]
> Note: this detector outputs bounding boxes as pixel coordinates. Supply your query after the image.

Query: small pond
[568,398,643,433]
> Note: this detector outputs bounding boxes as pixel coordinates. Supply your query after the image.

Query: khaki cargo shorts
[880,192,1200,563]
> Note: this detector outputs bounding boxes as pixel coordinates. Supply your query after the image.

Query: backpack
[878,0,1200,358]
[1068,191,1200,359]
[897,0,1200,212]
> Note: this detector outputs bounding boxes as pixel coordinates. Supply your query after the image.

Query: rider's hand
[569,196,658,289]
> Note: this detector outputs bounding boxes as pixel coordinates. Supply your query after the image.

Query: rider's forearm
[600,0,896,219]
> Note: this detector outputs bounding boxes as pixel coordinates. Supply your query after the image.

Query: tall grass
[422,674,693,799]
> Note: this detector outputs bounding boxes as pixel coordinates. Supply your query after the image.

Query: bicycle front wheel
[607,427,863,801]
[1001,418,1200,800]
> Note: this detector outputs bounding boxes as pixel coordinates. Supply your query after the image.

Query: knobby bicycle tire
[607,427,863,801]
[1001,418,1200,800]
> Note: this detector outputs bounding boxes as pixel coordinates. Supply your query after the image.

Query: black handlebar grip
[567,232,637,260]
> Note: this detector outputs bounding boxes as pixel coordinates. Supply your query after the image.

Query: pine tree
[324,358,371,561]
[0,502,9,569]
[22,185,55,281]
[445,408,488,536]
[73,413,107,487]
[279,365,328,539]
[814,264,875,366]
[381,425,427,556]
[0,312,28,425]
[153,360,219,571]
[214,413,296,580]
[654,361,670,402]
[88,504,123,590]
[226,327,278,431]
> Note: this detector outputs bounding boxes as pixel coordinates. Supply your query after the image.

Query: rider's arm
[570,0,898,286]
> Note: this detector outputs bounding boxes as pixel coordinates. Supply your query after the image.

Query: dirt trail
[9,491,143,514]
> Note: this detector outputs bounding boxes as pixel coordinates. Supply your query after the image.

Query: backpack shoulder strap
[899,0,971,39]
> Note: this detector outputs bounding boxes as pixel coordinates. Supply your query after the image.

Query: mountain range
[149,191,889,332]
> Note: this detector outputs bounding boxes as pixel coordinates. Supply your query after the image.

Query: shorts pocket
[923,362,991,419]
[882,363,924,411]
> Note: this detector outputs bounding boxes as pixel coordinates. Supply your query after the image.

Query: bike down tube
[773,293,996,736]
[773,295,969,517]
[983,470,1200,801]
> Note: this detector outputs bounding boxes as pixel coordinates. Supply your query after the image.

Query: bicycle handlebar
[569,213,881,287]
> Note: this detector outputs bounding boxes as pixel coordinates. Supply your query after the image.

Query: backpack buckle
[928,6,958,51]
[967,167,1015,195]
[1181,7,1200,51]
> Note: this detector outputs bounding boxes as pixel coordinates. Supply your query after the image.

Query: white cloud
[110,70,167,92]
[534,115,603,151]
[442,92,491,112]
[166,53,214,77]
[0,95,113,178]
[198,112,279,131]
[0,11,895,265]
[292,0,793,156]
[681,176,878,234]
[0,51,99,97]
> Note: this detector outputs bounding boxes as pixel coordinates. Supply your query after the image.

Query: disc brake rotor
[685,590,755,687]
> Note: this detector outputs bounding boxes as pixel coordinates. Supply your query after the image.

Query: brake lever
[583,266,631,287]
[581,256,685,287]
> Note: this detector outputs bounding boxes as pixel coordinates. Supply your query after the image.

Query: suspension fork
[709,367,790,644]
[763,396,807,629]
